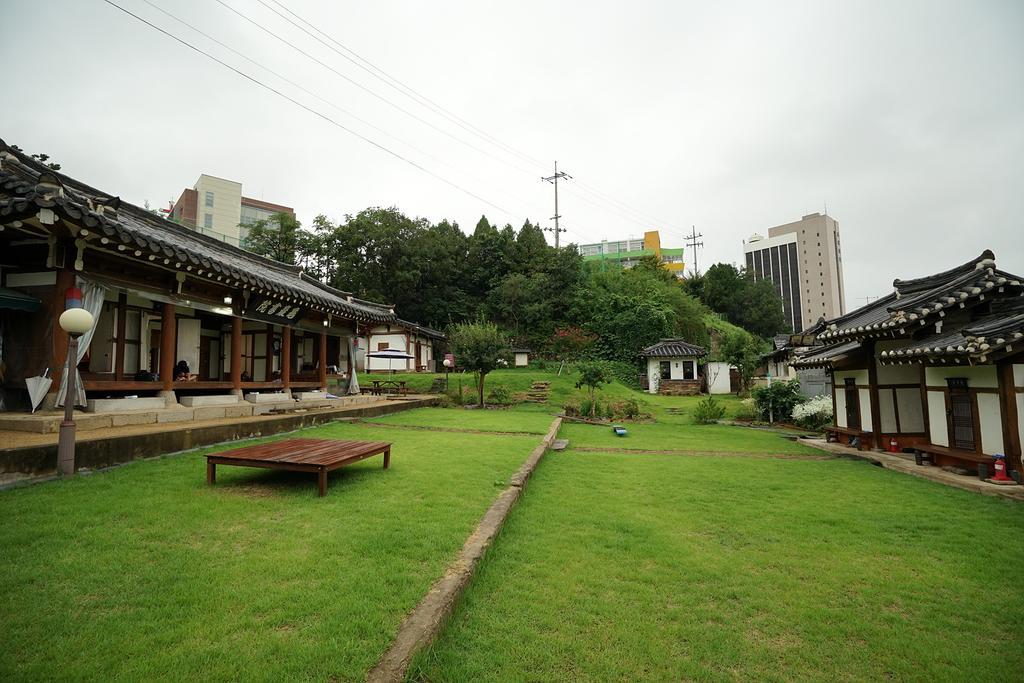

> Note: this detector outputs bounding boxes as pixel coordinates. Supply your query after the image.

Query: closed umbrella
[26,368,52,413]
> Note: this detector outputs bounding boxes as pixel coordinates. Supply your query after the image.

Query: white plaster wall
[925,365,998,388]
[834,369,868,384]
[927,390,948,446]
[515,352,529,367]
[706,362,732,394]
[176,318,201,375]
[646,358,660,394]
[1014,364,1024,387]
[367,333,409,371]
[835,388,847,428]
[896,388,925,433]
[878,390,897,433]
[877,361,920,384]
[858,389,873,431]
[977,393,1004,455]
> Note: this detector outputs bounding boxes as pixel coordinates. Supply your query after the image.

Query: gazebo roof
[640,339,707,358]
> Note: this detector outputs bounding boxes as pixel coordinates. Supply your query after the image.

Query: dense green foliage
[686,263,787,337]
[751,378,806,423]
[242,206,786,372]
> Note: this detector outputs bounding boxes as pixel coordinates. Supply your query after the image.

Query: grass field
[412,447,1024,681]
[0,420,539,681]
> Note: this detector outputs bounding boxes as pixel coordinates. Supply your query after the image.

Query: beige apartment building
[170,174,294,247]
[743,212,846,333]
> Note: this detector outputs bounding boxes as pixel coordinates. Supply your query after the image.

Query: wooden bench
[206,438,392,496]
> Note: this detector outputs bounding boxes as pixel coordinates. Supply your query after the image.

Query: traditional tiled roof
[397,319,446,341]
[0,140,396,323]
[879,297,1024,365]
[640,338,707,358]
[817,251,1022,342]
[790,340,862,369]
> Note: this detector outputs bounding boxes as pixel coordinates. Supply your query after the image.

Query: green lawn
[559,421,818,454]
[413,448,1024,681]
[0,421,538,681]
[365,405,555,434]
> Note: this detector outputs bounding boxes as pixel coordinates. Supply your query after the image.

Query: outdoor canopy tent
[366,348,416,373]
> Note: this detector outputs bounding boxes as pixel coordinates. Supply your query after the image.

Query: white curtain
[347,336,360,395]
[56,280,106,408]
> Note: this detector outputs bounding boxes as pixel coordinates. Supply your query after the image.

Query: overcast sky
[3,0,1022,310]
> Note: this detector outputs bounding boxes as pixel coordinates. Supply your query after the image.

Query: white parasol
[26,368,52,413]
[366,348,416,374]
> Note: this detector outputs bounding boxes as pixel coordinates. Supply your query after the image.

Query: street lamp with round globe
[57,307,94,476]
[442,357,452,391]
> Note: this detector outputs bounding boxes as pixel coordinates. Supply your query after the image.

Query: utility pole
[684,225,704,276]
[541,161,571,248]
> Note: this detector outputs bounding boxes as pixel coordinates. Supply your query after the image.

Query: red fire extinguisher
[887,437,899,453]
[991,454,1013,482]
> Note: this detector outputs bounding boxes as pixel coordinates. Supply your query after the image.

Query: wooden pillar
[997,362,1021,470]
[160,303,176,391]
[114,291,127,381]
[866,341,883,449]
[281,326,292,389]
[918,362,931,441]
[50,268,75,395]
[405,331,412,371]
[265,323,274,382]
[318,329,328,389]
[230,315,242,392]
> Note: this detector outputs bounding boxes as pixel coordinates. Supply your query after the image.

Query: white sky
[3,0,1022,310]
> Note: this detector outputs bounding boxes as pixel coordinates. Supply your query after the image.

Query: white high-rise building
[743,212,846,333]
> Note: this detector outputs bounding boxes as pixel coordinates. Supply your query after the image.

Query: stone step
[86,396,167,413]
[179,395,240,408]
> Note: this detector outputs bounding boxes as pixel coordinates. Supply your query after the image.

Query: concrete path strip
[366,416,562,683]
[803,438,1024,502]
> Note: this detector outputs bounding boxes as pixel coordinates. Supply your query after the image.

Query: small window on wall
[683,361,695,380]
[205,191,214,208]
[377,342,389,351]
[204,214,213,229]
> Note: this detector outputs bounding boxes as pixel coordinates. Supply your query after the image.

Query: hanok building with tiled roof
[0,139,397,413]
[792,250,1023,477]
[358,320,446,373]
[641,339,708,395]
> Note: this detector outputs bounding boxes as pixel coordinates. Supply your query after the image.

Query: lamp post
[443,357,452,391]
[57,307,94,476]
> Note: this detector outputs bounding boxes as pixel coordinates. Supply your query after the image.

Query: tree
[243,212,301,264]
[719,327,768,393]
[575,361,610,417]
[697,263,787,337]
[448,321,508,407]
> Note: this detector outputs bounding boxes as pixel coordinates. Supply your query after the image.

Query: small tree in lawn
[575,360,610,418]
[448,321,508,407]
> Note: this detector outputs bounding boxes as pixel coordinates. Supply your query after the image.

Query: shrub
[563,399,582,417]
[693,396,727,424]
[486,384,516,406]
[751,379,805,423]
[735,397,759,421]
[792,394,834,430]
[615,398,642,419]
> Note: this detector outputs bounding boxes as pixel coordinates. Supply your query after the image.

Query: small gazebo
[640,339,707,395]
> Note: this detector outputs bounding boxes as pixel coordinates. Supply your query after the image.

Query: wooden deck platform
[207,438,392,496]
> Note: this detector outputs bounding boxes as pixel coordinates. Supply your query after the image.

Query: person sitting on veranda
[174,360,191,381]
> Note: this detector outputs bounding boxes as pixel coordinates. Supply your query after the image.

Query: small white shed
[511,348,531,367]
[640,339,707,395]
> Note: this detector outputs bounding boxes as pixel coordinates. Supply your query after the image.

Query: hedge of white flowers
[791,395,833,429]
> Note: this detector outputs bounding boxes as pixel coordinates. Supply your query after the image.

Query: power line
[210,0,539,177]
[253,1,691,234]
[684,225,704,276]
[266,0,548,171]
[541,161,571,249]
[100,0,518,219]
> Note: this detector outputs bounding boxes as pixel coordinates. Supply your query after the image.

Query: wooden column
[265,323,274,382]
[114,291,127,381]
[866,341,883,449]
[160,303,176,391]
[281,326,292,390]
[318,329,328,389]
[997,362,1021,469]
[405,331,412,371]
[230,315,242,392]
[50,268,75,396]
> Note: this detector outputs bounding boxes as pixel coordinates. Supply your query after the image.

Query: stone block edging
[366,416,562,683]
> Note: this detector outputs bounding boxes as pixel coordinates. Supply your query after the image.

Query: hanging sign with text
[244,296,305,325]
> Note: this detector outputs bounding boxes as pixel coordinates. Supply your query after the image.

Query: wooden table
[370,379,408,396]
[206,438,392,496]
